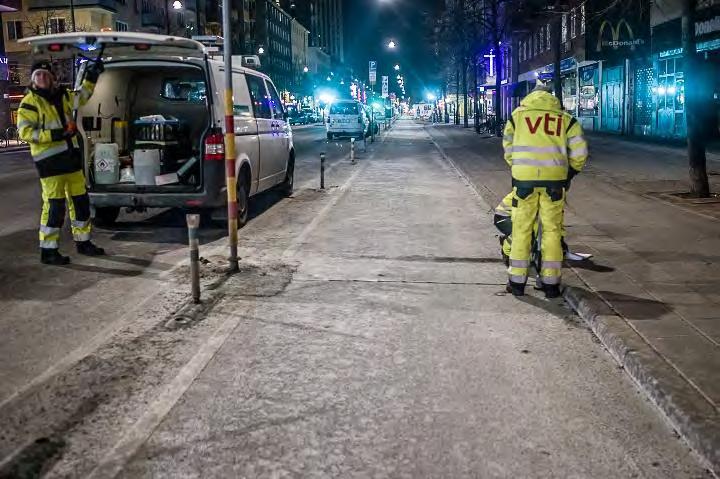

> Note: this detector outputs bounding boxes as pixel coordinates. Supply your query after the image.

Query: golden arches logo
[596,19,644,51]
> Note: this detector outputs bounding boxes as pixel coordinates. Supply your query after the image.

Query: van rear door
[19,32,206,61]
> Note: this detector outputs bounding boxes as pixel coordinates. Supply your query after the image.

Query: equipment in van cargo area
[133,115,181,143]
[93,143,120,184]
[133,149,162,185]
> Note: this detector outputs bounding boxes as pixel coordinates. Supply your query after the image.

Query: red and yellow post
[222,0,239,272]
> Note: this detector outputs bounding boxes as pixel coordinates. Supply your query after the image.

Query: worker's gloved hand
[64,121,78,138]
[85,60,104,83]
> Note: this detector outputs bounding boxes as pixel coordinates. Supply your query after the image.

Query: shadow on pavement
[566,259,616,273]
[597,291,671,320]
[0,228,162,301]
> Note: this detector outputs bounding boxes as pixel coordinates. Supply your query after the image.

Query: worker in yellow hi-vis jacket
[501,77,588,298]
[17,59,105,265]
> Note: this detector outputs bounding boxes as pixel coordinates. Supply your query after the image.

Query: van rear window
[330,103,358,115]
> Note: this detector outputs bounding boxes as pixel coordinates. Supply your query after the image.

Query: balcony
[27,0,116,11]
[141,11,165,29]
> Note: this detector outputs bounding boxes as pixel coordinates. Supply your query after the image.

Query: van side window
[266,81,285,119]
[246,75,272,119]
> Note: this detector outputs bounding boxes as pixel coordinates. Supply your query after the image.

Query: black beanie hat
[30,60,54,77]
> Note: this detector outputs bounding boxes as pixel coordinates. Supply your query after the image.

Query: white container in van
[133,149,161,185]
[93,143,119,184]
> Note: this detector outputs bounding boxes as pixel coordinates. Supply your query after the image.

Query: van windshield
[330,103,358,115]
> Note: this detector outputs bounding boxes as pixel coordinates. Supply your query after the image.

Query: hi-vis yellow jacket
[502,90,588,187]
[17,80,95,178]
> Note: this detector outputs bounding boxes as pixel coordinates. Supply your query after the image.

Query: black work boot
[543,284,561,299]
[76,240,106,256]
[41,248,70,265]
[505,281,526,297]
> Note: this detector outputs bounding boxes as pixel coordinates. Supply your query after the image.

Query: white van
[326,100,368,141]
[20,32,294,227]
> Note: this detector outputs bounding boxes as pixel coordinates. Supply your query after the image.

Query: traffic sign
[369,60,377,85]
[381,76,388,98]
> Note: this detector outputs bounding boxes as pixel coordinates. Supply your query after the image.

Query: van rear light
[204,133,225,161]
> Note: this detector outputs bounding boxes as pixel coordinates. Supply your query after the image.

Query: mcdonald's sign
[586,0,650,61]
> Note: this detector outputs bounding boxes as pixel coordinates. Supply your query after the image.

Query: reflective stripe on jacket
[17,80,95,178]
[502,90,588,186]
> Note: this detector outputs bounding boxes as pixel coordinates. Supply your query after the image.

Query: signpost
[369,60,377,88]
[381,76,388,98]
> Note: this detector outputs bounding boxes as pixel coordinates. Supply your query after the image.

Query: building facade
[494,0,720,140]
[290,17,309,94]
[280,0,343,65]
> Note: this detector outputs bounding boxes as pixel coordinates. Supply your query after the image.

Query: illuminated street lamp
[258,46,265,54]
[166,0,183,35]
[387,40,396,49]
[303,66,309,73]
[394,64,400,71]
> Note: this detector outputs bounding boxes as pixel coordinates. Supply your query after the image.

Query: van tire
[237,170,250,228]
[279,155,294,197]
[327,133,333,141]
[94,206,120,226]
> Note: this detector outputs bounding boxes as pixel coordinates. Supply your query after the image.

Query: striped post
[223,0,239,272]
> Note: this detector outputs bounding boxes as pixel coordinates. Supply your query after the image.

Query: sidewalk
[83,122,703,477]
[427,123,720,474]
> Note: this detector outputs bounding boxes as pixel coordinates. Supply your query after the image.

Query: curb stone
[562,275,720,476]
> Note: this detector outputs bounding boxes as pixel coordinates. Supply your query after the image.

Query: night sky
[343,0,443,101]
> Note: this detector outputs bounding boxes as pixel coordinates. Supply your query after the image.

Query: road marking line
[85,311,247,479]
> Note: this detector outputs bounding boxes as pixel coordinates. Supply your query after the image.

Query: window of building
[561,13,567,42]
[7,20,23,41]
[546,24,551,50]
[519,40,524,62]
[570,8,577,38]
[538,28,544,51]
[176,12,184,27]
[50,17,66,34]
[580,4,586,34]
[115,21,129,32]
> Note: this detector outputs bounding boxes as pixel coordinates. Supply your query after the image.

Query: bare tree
[682,0,711,197]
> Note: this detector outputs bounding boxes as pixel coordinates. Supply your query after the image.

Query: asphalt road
[0,123,351,406]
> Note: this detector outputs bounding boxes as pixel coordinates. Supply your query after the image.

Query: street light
[258,46,265,54]
[387,40,396,49]
[394,64,400,71]
[303,66,309,73]
[166,0,183,35]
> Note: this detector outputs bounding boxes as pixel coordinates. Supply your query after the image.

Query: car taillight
[204,133,225,161]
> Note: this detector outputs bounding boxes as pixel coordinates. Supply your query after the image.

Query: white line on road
[85,312,250,479]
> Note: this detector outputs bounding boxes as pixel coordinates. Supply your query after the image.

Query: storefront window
[654,57,685,137]
[578,64,599,117]
[562,71,578,113]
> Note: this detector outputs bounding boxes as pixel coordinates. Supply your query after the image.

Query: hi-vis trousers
[508,186,565,286]
[39,170,92,249]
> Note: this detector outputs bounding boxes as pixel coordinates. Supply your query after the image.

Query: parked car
[326,100,369,140]
[302,108,319,123]
[21,32,295,228]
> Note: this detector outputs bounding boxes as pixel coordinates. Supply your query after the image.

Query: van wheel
[94,206,120,227]
[327,132,333,141]
[279,156,294,197]
[237,174,250,228]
